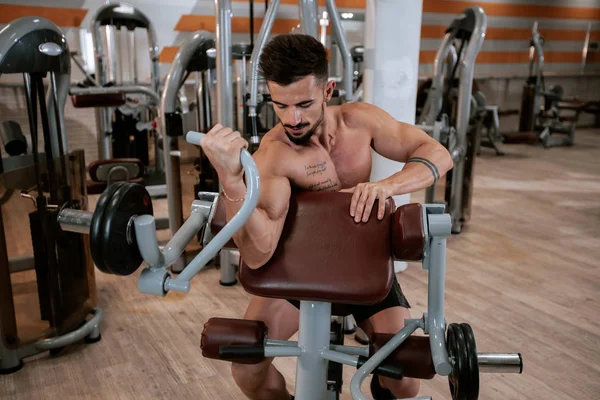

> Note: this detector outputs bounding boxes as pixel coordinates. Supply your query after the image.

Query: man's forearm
[384,142,453,195]
[221,178,279,269]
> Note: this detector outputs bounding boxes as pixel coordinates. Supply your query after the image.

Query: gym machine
[54,129,524,399]
[417,7,486,234]
[511,22,585,148]
[245,0,354,145]
[0,17,103,374]
[161,31,238,279]
[74,3,166,189]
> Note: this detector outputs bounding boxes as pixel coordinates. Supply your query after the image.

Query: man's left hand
[340,182,394,223]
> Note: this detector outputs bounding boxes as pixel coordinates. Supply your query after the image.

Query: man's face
[268,75,335,145]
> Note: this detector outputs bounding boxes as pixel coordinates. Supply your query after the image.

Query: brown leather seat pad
[71,93,126,108]
[89,158,144,182]
[392,203,425,261]
[239,191,395,305]
[201,317,267,364]
[369,333,436,380]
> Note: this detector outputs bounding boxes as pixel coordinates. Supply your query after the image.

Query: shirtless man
[198,34,453,400]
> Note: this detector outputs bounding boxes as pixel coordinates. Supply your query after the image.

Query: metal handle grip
[162,131,260,292]
[219,345,265,360]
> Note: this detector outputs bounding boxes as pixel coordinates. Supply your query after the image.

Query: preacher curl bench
[57,131,523,399]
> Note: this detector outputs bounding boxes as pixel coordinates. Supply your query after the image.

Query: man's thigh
[244,295,300,341]
[359,305,412,338]
[233,296,301,374]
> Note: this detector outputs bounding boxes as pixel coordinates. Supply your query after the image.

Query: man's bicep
[253,147,292,224]
[257,174,291,223]
[371,112,435,163]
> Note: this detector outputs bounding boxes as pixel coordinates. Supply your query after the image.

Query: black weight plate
[460,323,480,400]
[101,183,153,276]
[90,182,125,274]
[447,324,459,399]
[448,323,469,400]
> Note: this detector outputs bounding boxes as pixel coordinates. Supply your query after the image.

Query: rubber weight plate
[460,323,480,400]
[90,182,125,273]
[101,182,153,276]
[447,323,470,400]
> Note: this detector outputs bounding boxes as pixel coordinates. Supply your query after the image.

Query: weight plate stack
[90,182,125,274]
[101,182,153,276]
[461,323,479,400]
[447,322,477,400]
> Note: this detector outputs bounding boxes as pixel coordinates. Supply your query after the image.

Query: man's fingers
[377,192,386,220]
[354,189,369,223]
[227,131,243,142]
[232,136,249,149]
[215,127,234,137]
[340,187,355,193]
[207,123,223,135]
[349,187,362,218]
[361,190,377,223]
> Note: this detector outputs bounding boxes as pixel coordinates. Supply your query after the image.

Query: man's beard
[283,104,325,145]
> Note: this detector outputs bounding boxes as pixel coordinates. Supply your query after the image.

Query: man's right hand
[200,124,249,189]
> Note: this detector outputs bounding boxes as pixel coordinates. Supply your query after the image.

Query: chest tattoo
[305,161,328,177]
[308,177,339,192]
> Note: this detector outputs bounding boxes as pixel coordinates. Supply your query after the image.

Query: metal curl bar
[57,131,260,296]
[135,131,259,296]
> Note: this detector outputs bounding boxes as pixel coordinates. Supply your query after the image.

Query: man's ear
[324,79,337,102]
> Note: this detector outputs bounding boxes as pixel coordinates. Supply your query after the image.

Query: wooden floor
[1,129,600,400]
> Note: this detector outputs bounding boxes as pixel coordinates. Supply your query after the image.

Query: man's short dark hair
[259,34,329,86]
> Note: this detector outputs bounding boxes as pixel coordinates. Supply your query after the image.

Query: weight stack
[519,83,536,132]
[29,208,91,334]
[29,211,51,322]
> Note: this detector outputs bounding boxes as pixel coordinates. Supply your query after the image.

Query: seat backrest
[239,191,395,305]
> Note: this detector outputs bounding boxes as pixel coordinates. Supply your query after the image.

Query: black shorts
[286,276,411,324]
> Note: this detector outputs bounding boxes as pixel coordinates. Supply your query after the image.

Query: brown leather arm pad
[391,203,425,261]
[201,317,268,364]
[369,334,436,380]
[71,93,126,108]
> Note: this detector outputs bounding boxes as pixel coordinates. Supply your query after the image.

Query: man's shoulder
[258,129,294,154]
[339,102,380,129]
[253,130,296,174]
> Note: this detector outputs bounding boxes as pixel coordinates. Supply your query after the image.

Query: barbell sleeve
[57,208,93,234]
[478,353,523,374]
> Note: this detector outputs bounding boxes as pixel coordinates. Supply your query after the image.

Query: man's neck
[309,106,336,150]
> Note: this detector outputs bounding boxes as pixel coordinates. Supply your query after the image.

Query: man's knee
[383,376,420,398]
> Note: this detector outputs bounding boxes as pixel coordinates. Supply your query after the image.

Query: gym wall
[0,0,599,162]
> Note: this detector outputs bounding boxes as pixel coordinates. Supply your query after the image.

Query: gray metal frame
[0,16,104,373]
[244,203,519,400]
[90,2,160,160]
[247,0,354,134]
[325,0,353,102]
[136,131,260,296]
[298,0,319,38]
[54,131,522,399]
[248,0,281,144]
[0,308,103,372]
[159,31,215,272]
[418,6,487,234]
[213,0,242,283]
[528,21,544,131]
